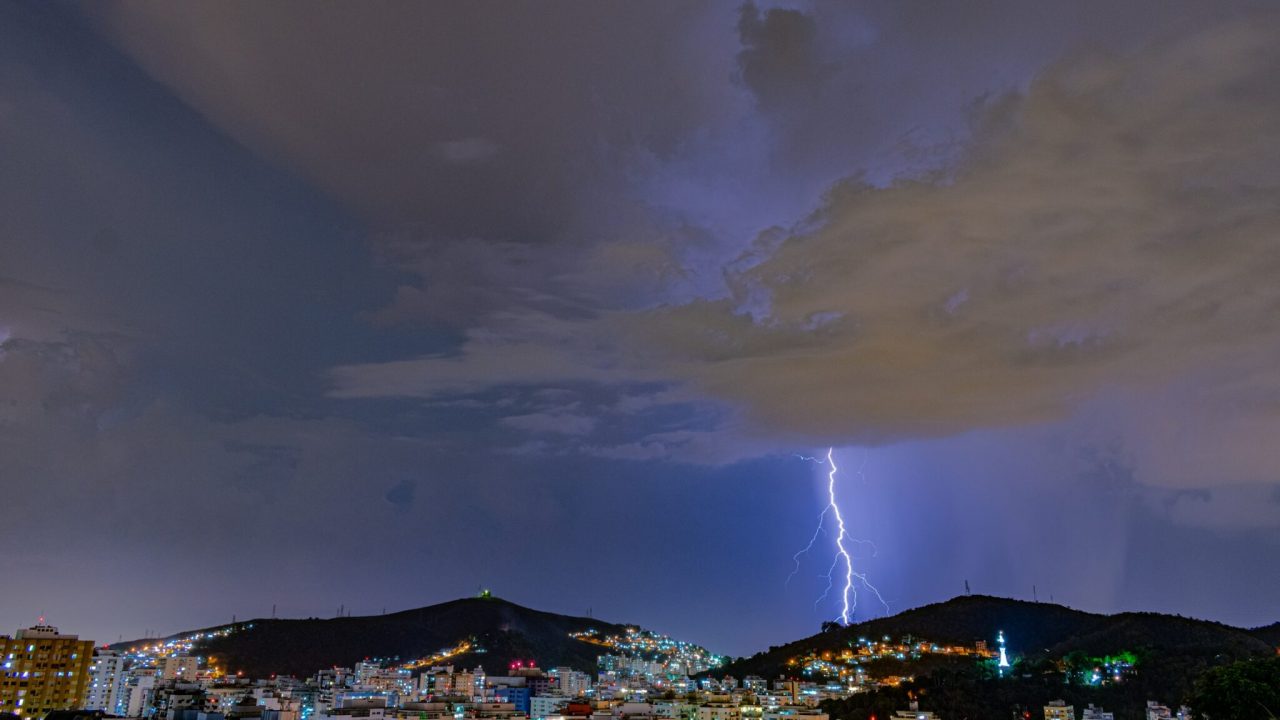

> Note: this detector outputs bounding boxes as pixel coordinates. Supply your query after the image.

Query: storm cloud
[1,0,1278,650]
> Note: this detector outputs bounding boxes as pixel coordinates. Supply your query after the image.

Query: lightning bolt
[785,505,828,587]
[787,453,831,587]
[791,448,890,625]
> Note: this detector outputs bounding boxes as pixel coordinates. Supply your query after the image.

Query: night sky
[2,1,1279,657]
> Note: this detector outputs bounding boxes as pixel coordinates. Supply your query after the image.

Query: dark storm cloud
[736,3,824,110]
[75,1,732,238]
[329,5,1280,494]
[0,1,436,633]
[64,0,1280,495]
[3,0,1279,647]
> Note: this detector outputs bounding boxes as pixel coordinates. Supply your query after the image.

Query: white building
[353,663,382,685]
[697,705,740,720]
[614,703,655,719]
[206,685,251,712]
[653,701,696,720]
[453,668,486,700]
[1143,703,1191,720]
[551,669,592,698]
[763,708,827,720]
[316,698,388,720]
[470,702,523,720]
[118,670,158,717]
[389,703,454,720]
[257,693,303,720]
[531,695,569,719]
[86,650,127,712]
[316,707,386,720]
[1081,706,1113,720]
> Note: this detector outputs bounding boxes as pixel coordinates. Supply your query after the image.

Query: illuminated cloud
[2,0,1277,643]
[648,14,1280,451]
[325,10,1280,492]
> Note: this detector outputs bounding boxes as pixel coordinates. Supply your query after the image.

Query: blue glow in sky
[1,1,1278,656]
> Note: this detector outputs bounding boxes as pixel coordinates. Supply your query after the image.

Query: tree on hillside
[1187,657,1280,720]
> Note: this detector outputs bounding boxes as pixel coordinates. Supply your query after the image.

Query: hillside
[113,595,1277,683]
[717,595,1274,679]
[1046,611,1273,659]
[114,596,629,678]
[1252,621,1280,646]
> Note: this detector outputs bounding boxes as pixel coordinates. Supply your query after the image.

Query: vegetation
[1186,656,1280,720]
[821,654,1265,720]
[816,645,1279,720]
[732,596,1280,720]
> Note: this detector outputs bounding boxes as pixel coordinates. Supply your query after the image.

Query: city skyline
[2,0,1280,664]
[3,592,1269,720]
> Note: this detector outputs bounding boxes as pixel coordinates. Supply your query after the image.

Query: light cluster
[786,634,996,685]
[122,624,251,677]
[571,627,724,675]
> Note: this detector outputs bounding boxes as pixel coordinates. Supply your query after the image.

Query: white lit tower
[996,630,1011,677]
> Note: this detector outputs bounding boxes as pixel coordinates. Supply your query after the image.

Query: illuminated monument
[997,630,1011,676]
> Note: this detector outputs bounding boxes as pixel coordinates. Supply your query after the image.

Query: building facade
[85,650,126,712]
[1044,701,1075,720]
[0,624,95,719]
[157,656,200,681]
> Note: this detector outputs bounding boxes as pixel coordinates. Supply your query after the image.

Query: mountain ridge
[112,596,633,678]
[114,595,1277,681]
[1251,620,1280,646]
[716,595,1276,679]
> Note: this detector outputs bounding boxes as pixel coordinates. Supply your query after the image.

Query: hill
[724,596,1275,720]
[718,595,1274,679]
[1046,611,1274,659]
[1251,621,1280,646]
[113,596,629,678]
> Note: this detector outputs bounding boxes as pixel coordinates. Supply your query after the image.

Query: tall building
[549,668,590,698]
[85,650,126,712]
[117,670,158,717]
[0,623,95,719]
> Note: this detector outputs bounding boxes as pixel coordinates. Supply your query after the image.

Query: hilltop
[113,596,630,678]
[1252,621,1280,646]
[717,595,1275,679]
